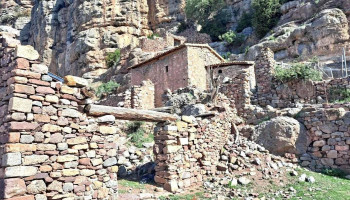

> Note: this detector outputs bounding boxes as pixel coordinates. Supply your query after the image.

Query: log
[85,104,178,122]
[151,106,174,113]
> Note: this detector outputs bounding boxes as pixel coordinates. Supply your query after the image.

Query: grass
[127,121,154,148]
[95,81,120,97]
[119,179,145,190]
[159,192,210,200]
[259,168,350,200]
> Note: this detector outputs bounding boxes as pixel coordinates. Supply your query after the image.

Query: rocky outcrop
[244,7,350,62]
[27,0,185,78]
[0,0,32,41]
[253,117,310,155]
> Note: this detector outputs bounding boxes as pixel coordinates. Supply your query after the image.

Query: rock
[47,180,63,192]
[61,108,82,118]
[253,117,310,155]
[229,178,238,187]
[15,45,40,60]
[20,135,34,143]
[103,157,117,167]
[99,126,117,134]
[63,183,74,192]
[299,174,307,182]
[32,64,48,74]
[35,194,47,200]
[9,97,32,113]
[181,104,206,116]
[5,166,38,177]
[64,75,89,87]
[164,180,178,192]
[23,155,49,165]
[238,177,251,185]
[306,176,315,183]
[0,26,20,36]
[97,115,116,123]
[27,180,46,194]
[2,152,22,166]
[3,178,26,198]
[42,124,62,132]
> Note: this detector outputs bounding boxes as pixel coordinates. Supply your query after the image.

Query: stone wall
[153,107,235,192]
[299,105,350,173]
[0,34,119,200]
[254,48,350,108]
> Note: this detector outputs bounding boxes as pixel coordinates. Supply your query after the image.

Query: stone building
[129,43,225,106]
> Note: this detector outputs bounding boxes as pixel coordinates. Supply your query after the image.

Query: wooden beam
[85,104,178,122]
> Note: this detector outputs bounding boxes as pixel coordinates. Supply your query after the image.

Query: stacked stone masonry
[0,34,119,199]
[299,105,350,173]
[153,107,235,192]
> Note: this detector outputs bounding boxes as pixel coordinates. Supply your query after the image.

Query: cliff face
[26,0,184,78]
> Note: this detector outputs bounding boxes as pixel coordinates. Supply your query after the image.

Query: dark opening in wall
[174,39,181,46]
[218,70,223,74]
[165,66,169,73]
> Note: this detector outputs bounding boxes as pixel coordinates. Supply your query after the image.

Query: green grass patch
[127,121,154,148]
[119,179,145,189]
[259,168,350,200]
[159,192,209,200]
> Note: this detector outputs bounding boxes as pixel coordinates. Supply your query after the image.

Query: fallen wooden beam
[85,104,178,122]
[151,106,174,113]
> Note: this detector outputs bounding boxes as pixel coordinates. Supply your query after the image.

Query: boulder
[253,116,310,155]
[181,104,206,116]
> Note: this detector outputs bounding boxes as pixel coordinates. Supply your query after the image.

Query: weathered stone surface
[27,180,46,194]
[99,126,117,134]
[103,157,117,167]
[23,155,49,165]
[36,86,55,94]
[42,124,62,132]
[57,155,78,162]
[9,97,32,113]
[32,64,48,74]
[13,84,35,94]
[34,114,51,123]
[5,144,37,152]
[64,76,89,87]
[3,178,26,198]
[49,133,63,143]
[62,108,81,118]
[10,122,39,131]
[5,166,38,177]
[254,117,310,155]
[47,180,63,192]
[67,137,87,145]
[45,95,59,103]
[2,152,22,166]
[15,45,39,60]
[20,135,35,144]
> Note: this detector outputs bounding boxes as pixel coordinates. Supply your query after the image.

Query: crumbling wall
[153,108,235,192]
[254,48,350,108]
[0,34,119,200]
[299,105,350,173]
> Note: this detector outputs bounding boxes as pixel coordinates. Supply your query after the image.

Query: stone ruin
[1,29,350,199]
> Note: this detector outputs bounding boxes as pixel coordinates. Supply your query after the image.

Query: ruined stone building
[129,44,225,106]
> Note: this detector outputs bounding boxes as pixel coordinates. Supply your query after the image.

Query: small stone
[62,108,81,118]
[64,75,89,87]
[63,183,74,192]
[307,176,315,183]
[27,180,46,194]
[299,174,307,182]
[20,135,34,143]
[15,45,39,60]
[9,97,32,113]
[32,64,48,74]
[47,180,63,192]
[229,178,238,187]
[42,124,62,132]
[49,133,64,143]
[42,75,52,82]
[103,157,117,167]
[35,194,47,200]
[99,126,117,134]
[2,152,22,166]
[45,95,59,103]
[97,115,116,123]
[23,155,49,165]
[3,178,26,198]
[5,166,38,177]
[57,143,68,150]
[238,177,251,185]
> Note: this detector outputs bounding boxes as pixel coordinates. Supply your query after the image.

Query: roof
[206,61,255,68]
[128,43,225,70]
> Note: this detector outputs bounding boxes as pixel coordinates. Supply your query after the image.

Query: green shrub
[219,30,245,46]
[322,168,346,178]
[329,87,350,103]
[185,0,229,40]
[274,63,322,83]
[236,12,252,33]
[127,121,154,148]
[96,81,120,97]
[147,33,160,40]
[222,52,231,60]
[252,0,281,38]
[106,49,121,68]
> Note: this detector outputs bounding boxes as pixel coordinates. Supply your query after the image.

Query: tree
[252,0,281,38]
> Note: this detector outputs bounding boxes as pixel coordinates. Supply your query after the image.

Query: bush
[106,49,121,68]
[185,0,229,40]
[329,87,350,103]
[252,0,281,38]
[147,33,160,40]
[274,63,322,83]
[96,81,120,97]
[127,121,154,148]
[236,12,252,33]
[219,30,245,46]
[322,168,346,178]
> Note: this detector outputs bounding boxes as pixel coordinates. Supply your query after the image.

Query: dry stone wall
[0,34,120,200]
[299,105,350,173]
[153,107,235,192]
